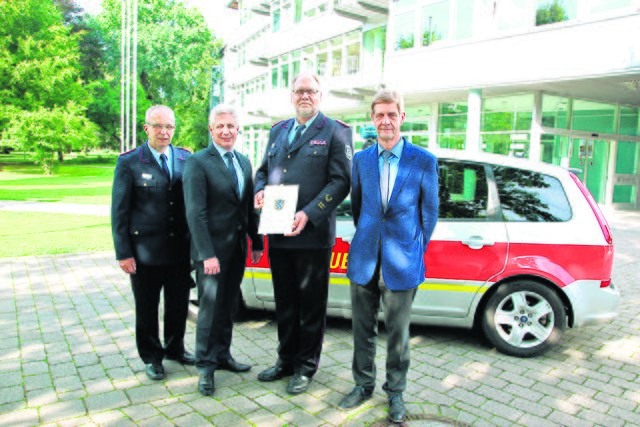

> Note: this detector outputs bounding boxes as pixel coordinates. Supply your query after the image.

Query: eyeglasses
[292,89,319,97]
[147,123,176,132]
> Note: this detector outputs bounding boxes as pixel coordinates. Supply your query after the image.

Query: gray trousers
[350,263,417,397]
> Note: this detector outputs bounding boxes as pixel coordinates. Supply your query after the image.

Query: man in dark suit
[338,89,439,423]
[111,105,195,382]
[183,104,264,396]
[254,72,352,395]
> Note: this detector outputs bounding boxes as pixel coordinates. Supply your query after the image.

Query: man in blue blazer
[339,90,439,422]
[111,105,194,381]
[183,104,264,396]
[254,72,352,395]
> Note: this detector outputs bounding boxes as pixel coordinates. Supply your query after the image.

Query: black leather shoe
[338,386,373,410]
[388,394,406,423]
[166,351,195,366]
[217,358,251,373]
[287,374,311,395]
[145,363,165,381]
[258,364,294,382]
[198,373,215,396]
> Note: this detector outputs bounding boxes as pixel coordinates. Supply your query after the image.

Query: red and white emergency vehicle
[240,149,619,357]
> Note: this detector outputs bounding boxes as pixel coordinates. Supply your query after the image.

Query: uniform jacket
[183,144,263,264]
[254,112,352,249]
[111,143,191,266]
[347,138,439,290]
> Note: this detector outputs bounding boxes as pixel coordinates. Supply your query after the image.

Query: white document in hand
[258,185,299,234]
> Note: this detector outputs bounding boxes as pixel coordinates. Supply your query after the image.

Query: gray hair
[209,103,239,125]
[370,89,404,115]
[291,71,321,90]
[145,105,175,123]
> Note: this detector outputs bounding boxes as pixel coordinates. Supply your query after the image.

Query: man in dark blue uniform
[254,72,352,394]
[111,105,195,381]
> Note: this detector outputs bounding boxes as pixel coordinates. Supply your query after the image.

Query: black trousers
[268,247,331,377]
[130,262,191,364]
[194,254,246,374]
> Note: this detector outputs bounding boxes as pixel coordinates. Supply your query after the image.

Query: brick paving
[0,209,638,426]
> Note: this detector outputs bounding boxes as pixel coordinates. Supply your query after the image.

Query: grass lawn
[0,211,113,257]
[0,152,116,204]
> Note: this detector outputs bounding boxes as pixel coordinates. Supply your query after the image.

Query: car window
[438,161,489,220]
[492,166,572,222]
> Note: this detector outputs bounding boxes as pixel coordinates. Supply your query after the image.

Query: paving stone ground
[0,208,638,426]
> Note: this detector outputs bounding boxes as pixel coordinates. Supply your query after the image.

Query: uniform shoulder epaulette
[119,147,137,156]
[336,119,350,128]
[271,120,285,128]
[177,147,192,153]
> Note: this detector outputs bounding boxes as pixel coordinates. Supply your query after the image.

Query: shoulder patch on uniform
[345,145,353,161]
[271,120,284,129]
[336,119,350,128]
[119,147,136,156]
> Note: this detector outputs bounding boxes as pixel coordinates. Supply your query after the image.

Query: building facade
[222,0,640,208]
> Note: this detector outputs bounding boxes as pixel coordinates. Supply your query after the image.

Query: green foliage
[96,0,221,151]
[536,0,569,26]
[396,34,414,50]
[0,0,97,173]
[422,30,441,46]
[1,103,98,174]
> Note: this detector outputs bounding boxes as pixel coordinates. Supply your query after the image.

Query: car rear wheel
[481,280,565,357]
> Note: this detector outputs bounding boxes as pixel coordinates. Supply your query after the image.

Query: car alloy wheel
[482,280,566,357]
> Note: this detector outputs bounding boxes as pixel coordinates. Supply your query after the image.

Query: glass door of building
[569,138,610,204]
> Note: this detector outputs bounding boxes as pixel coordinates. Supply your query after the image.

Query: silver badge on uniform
[141,173,153,180]
[345,145,353,160]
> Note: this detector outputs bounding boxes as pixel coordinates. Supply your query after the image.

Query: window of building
[540,134,570,166]
[495,0,528,32]
[395,12,415,50]
[438,102,467,149]
[589,0,631,15]
[272,9,281,32]
[613,140,639,204]
[620,106,639,137]
[481,94,533,157]
[455,0,474,39]
[572,99,617,134]
[422,1,449,46]
[438,161,489,220]
[541,95,570,129]
[493,166,572,222]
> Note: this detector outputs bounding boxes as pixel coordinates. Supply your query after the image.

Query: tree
[96,0,221,151]
[0,0,97,172]
[536,0,569,26]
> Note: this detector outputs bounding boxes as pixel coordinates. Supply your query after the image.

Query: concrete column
[530,91,543,161]
[466,89,482,152]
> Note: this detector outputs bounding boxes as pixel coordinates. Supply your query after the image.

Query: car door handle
[461,236,495,249]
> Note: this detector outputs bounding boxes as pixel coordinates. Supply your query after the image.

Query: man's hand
[254,190,265,209]
[118,257,137,274]
[203,257,221,275]
[250,250,264,264]
[285,211,309,237]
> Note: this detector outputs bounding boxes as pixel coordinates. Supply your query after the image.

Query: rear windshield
[492,166,572,222]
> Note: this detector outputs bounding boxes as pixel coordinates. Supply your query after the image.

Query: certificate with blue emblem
[259,185,299,234]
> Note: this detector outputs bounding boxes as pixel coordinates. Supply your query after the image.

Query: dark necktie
[380,151,392,211]
[225,152,240,195]
[289,124,306,146]
[160,153,170,179]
